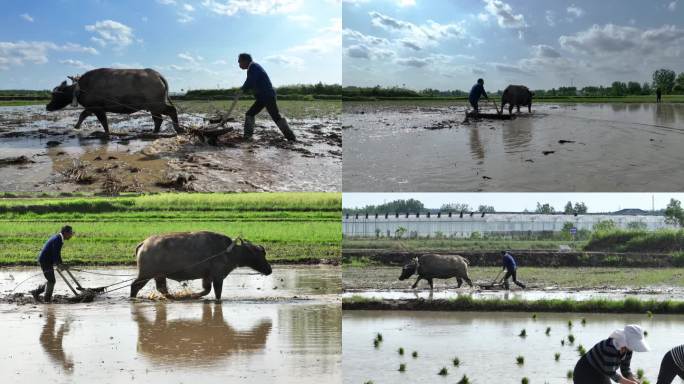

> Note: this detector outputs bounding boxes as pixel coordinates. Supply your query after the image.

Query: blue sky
[343,193,684,212]
[343,0,684,91]
[0,0,341,91]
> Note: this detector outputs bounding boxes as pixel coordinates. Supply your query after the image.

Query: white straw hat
[624,325,650,352]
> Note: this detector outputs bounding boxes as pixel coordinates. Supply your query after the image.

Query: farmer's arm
[241,65,255,92]
[54,237,64,267]
[619,353,638,382]
[482,87,488,99]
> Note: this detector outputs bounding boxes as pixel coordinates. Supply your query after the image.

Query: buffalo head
[233,237,272,276]
[398,258,418,280]
[46,80,76,111]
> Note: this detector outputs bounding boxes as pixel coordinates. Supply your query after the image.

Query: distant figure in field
[468,78,489,114]
[656,87,662,103]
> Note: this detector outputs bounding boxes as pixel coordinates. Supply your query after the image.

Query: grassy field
[343,266,684,289]
[343,238,584,252]
[343,295,684,314]
[0,192,341,265]
[585,229,684,253]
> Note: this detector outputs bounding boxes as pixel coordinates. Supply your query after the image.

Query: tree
[642,82,652,95]
[665,198,684,227]
[535,202,555,214]
[675,72,684,93]
[395,226,407,239]
[573,202,588,214]
[610,81,627,96]
[478,205,496,213]
[653,69,676,94]
[627,81,642,95]
[346,199,425,214]
[564,201,574,214]
[441,203,472,212]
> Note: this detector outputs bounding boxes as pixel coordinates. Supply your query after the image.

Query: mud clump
[155,172,197,190]
[61,161,95,184]
[0,155,34,167]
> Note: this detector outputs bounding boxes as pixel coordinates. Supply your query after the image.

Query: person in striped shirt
[657,345,684,384]
[573,325,650,384]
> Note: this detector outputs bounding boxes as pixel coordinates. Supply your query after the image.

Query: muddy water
[1,265,341,300]
[1,302,340,384]
[0,105,341,192]
[343,102,684,191]
[343,311,684,384]
[0,266,341,383]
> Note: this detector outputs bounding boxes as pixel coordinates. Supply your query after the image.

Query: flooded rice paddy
[0,266,341,383]
[0,105,341,192]
[343,311,684,384]
[343,102,684,191]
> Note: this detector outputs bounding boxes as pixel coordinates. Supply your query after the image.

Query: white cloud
[85,20,136,49]
[177,12,194,23]
[111,62,144,69]
[157,0,176,4]
[545,10,555,27]
[668,1,678,11]
[178,52,204,64]
[288,18,341,53]
[493,62,530,74]
[20,13,34,22]
[183,3,195,11]
[395,57,429,67]
[287,14,314,24]
[477,13,489,22]
[0,41,98,70]
[482,0,526,29]
[532,44,561,58]
[566,5,584,18]
[559,24,684,56]
[264,54,304,66]
[59,59,94,71]
[368,11,466,50]
[212,59,228,65]
[201,0,303,16]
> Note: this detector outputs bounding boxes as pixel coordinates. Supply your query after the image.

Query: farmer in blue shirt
[236,53,296,141]
[501,250,526,290]
[31,226,74,302]
[469,78,489,114]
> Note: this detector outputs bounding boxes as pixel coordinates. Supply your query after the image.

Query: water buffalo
[130,231,272,301]
[399,254,473,290]
[501,84,534,115]
[46,68,183,135]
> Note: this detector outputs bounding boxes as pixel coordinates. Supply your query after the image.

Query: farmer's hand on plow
[221,91,242,125]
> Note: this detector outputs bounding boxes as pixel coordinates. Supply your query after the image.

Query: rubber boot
[276,118,296,141]
[244,115,255,139]
[31,284,45,302]
[44,281,55,303]
[503,280,510,290]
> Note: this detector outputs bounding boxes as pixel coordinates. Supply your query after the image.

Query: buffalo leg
[411,276,422,289]
[190,277,212,299]
[164,105,183,133]
[528,104,531,113]
[428,278,434,291]
[509,105,513,115]
[212,278,223,302]
[152,114,163,133]
[516,105,521,113]
[154,277,172,298]
[463,275,474,287]
[456,278,463,288]
[93,111,109,135]
[74,110,92,130]
[130,277,151,298]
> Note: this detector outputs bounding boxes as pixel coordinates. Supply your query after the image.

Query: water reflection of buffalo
[133,303,272,363]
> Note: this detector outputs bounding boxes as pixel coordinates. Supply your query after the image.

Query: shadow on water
[39,307,74,373]
[133,303,271,365]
